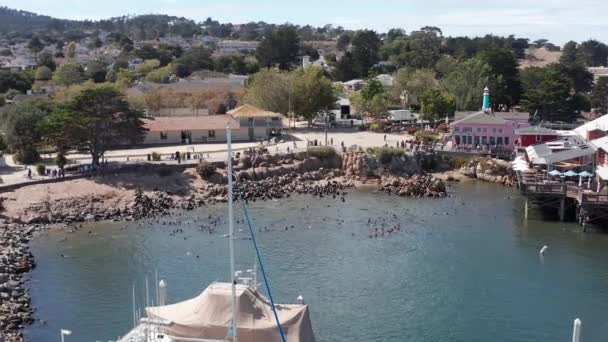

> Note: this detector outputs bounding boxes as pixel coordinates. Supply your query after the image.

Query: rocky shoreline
[459,157,517,187]
[0,148,451,340]
[0,220,36,341]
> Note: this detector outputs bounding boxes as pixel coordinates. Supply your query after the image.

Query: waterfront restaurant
[449,87,530,150]
[525,134,597,172]
[450,111,529,149]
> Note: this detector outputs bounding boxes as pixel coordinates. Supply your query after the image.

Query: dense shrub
[414,130,439,142]
[196,160,217,179]
[367,147,404,164]
[35,163,46,176]
[369,122,385,132]
[151,152,161,161]
[306,146,336,159]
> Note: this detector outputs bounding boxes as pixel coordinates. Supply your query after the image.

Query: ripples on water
[25,182,608,341]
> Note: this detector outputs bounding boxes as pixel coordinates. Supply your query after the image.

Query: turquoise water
[24,182,608,341]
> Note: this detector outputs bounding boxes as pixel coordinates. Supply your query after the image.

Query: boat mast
[227,124,238,342]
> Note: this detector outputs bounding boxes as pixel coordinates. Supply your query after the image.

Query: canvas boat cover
[145,282,316,342]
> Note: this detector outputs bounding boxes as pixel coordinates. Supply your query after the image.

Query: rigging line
[238,191,288,342]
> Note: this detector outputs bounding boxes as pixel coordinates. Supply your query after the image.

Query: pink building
[449,87,529,150]
[450,111,530,149]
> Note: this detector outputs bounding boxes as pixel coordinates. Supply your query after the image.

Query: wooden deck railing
[522,183,566,194]
[581,193,608,204]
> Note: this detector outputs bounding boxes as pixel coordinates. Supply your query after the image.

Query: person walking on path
[384,134,387,141]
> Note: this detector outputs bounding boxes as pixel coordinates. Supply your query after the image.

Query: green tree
[442,58,491,111]
[434,55,459,78]
[145,65,174,83]
[0,99,52,164]
[136,59,162,75]
[256,26,300,70]
[381,28,442,69]
[521,66,582,122]
[44,85,147,165]
[292,67,337,127]
[37,51,56,71]
[552,62,594,93]
[336,34,351,52]
[35,66,53,81]
[27,36,44,55]
[93,37,103,48]
[591,77,608,114]
[577,40,608,67]
[332,52,358,81]
[175,47,212,76]
[350,78,388,120]
[393,67,438,106]
[53,62,84,87]
[244,68,290,114]
[419,88,456,124]
[135,45,160,60]
[0,70,32,93]
[85,59,108,83]
[350,30,381,78]
[477,48,521,111]
[66,42,77,59]
[115,69,136,88]
[559,41,579,65]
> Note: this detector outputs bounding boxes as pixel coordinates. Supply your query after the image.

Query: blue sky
[2,0,608,44]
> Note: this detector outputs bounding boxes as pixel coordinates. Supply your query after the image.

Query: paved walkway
[0,130,415,186]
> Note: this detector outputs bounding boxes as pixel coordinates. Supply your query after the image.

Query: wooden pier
[518,171,608,228]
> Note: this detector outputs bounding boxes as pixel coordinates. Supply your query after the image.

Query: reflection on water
[25,182,608,342]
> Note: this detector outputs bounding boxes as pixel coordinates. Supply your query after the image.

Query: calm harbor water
[24,181,608,342]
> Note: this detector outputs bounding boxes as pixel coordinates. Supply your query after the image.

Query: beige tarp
[145,282,316,342]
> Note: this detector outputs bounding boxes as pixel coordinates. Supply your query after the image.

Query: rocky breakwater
[460,157,516,187]
[380,175,447,198]
[0,220,35,342]
[201,151,353,202]
[342,148,446,197]
[342,149,419,179]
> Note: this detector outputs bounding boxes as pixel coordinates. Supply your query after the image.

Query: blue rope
[239,193,288,342]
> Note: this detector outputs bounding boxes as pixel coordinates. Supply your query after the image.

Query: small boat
[117,125,316,342]
[118,280,315,342]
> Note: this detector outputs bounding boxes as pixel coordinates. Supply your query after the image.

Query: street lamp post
[60,329,72,342]
[325,109,329,146]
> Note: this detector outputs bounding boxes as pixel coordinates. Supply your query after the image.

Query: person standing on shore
[27,168,32,179]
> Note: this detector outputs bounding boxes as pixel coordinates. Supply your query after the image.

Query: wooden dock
[518,171,608,227]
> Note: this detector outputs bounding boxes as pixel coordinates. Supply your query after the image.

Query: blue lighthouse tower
[482,86,491,112]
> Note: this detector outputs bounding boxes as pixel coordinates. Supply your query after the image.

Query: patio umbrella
[578,171,593,178]
[563,170,578,177]
[548,170,562,177]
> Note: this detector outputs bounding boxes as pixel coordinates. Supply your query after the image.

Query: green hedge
[307,146,337,159]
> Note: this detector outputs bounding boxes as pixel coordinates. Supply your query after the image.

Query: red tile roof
[144,115,239,132]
